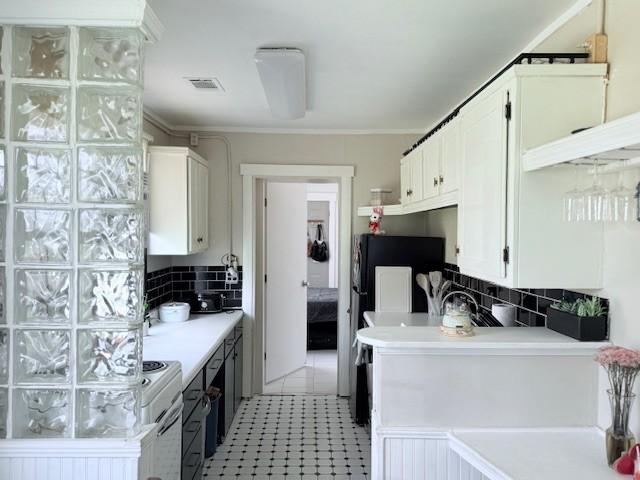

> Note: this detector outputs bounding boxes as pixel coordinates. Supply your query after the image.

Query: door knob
[301,280,309,287]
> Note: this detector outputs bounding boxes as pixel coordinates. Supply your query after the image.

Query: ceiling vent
[185,77,224,91]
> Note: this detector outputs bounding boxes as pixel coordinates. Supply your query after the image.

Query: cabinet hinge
[455,246,460,255]
[264,352,267,361]
[264,274,267,283]
[504,101,512,121]
[502,246,510,264]
[264,197,267,207]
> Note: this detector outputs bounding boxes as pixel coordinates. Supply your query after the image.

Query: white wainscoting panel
[379,436,492,480]
[0,425,156,480]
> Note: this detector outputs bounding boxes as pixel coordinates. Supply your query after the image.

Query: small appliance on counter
[187,292,224,314]
[159,301,191,323]
[440,291,477,337]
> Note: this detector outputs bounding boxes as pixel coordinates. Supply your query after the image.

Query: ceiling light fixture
[254,48,306,120]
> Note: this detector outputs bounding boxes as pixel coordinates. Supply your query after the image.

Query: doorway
[240,163,354,398]
[262,182,339,394]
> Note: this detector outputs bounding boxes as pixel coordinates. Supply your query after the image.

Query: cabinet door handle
[439,175,444,184]
[433,177,438,187]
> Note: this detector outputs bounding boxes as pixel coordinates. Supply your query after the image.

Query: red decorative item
[368,207,384,235]
[613,453,634,475]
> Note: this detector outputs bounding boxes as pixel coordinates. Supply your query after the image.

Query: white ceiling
[144,0,580,132]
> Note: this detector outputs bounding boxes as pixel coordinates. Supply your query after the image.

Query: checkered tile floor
[204,395,371,479]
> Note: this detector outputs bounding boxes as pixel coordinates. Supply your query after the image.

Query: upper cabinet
[148,146,209,255]
[401,117,460,214]
[457,64,607,289]
[401,147,423,204]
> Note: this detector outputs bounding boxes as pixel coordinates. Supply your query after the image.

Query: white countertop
[449,428,621,480]
[143,310,243,389]
[358,311,607,354]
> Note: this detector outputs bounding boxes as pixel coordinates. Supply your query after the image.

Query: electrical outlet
[226,268,239,284]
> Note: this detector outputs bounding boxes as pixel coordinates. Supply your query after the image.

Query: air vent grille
[185,77,224,91]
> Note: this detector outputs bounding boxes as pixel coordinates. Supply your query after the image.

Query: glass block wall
[0,26,145,439]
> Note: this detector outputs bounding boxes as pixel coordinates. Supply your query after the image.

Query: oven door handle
[157,402,183,437]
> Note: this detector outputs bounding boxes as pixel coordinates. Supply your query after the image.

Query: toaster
[188,292,224,313]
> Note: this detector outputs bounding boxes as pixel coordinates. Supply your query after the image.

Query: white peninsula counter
[357,311,608,480]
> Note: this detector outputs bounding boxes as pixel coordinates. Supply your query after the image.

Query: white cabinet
[457,64,607,288]
[422,135,441,200]
[439,118,460,195]
[148,146,209,255]
[400,147,423,204]
[188,156,209,252]
[400,118,459,214]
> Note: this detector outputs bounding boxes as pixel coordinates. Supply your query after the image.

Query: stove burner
[142,377,150,387]
[143,361,167,373]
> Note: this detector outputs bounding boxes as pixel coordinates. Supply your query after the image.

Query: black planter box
[546,307,608,341]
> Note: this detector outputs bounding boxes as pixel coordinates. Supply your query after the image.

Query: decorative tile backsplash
[145,266,172,310]
[443,263,609,328]
[145,265,243,310]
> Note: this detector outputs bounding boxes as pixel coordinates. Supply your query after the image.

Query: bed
[307,287,338,350]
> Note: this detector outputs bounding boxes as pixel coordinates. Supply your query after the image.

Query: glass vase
[606,389,636,466]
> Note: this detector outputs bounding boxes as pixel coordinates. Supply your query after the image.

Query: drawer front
[182,405,202,458]
[205,345,224,387]
[183,373,204,424]
[224,332,235,358]
[181,426,203,480]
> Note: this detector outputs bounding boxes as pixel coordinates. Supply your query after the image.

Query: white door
[440,119,460,195]
[198,161,209,249]
[422,135,441,200]
[400,157,410,204]
[409,148,424,202]
[458,84,511,281]
[265,182,308,383]
[187,156,199,253]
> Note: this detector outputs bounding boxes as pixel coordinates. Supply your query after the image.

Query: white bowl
[159,302,191,323]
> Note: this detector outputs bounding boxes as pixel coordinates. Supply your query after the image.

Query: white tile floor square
[204,395,371,479]
[264,350,337,395]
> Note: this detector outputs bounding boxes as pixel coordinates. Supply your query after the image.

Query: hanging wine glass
[584,160,605,222]
[611,172,635,222]
[563,164,585,222]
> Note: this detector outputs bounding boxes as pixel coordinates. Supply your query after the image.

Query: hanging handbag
[310,224,329,262]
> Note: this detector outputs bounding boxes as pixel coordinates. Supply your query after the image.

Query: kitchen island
[358,311,609,480]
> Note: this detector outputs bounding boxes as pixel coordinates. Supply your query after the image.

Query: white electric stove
[142,360,183,480]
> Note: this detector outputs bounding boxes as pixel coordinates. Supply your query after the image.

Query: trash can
[205,386,222,458]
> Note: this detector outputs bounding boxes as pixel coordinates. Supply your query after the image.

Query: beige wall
[163,132,428,267]
[421,0,640,436]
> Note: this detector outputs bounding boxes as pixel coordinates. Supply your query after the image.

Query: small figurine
[368,207,385,235]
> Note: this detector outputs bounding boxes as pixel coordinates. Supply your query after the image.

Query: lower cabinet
[234,334,243,412]
[181,323,244,480]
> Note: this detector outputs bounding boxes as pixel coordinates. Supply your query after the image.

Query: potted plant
[546,296,608,341]
[595,346,640,466]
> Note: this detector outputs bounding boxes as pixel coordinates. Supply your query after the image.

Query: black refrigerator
[349,234,445,425]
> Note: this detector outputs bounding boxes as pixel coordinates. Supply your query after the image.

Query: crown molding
[144,108,424,136]
[0,0,163,42]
